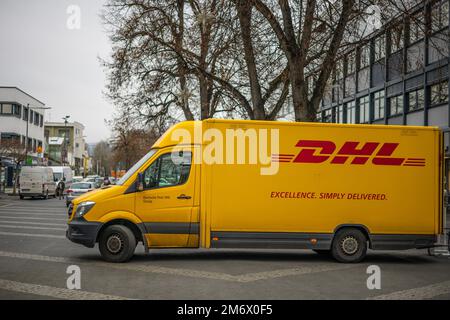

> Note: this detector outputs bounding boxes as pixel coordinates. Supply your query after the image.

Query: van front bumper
[66,220,102,248]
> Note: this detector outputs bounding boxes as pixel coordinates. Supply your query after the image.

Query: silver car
[66,182,96,207]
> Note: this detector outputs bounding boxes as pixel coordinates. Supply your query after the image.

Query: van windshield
[116,149,157,186]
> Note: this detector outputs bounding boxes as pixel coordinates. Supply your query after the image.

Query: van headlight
[74,201,95,219]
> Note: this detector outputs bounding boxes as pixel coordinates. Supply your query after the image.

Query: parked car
[73,176,84,183]
[19,167,56,199]
[83,177,103,188]
[66,182,96,207]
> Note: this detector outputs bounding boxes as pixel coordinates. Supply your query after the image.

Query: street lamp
[62,115,70,166]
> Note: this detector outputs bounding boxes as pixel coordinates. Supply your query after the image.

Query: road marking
[0,279,132,300]
[0,250,358,283]
[0,216,67,221]
[0,208,65,212]
[0,211,65,216]
[369,280,450,300]
[0,224,66,231]
[0,232,65,239]
[0,220,66,227]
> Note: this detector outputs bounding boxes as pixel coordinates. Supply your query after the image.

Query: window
[430,80,449,106]
[39,114,43,127]
[409,12,425,43]
[316,112,322,122]
[431,0,449,33]
[335,105,344,123]
[323,109,332,123]
[143,152,192,189]
[23,107,28,121]
[390,24,404,53]
[346,101,356,124]
[374,34,386,61]
[373,90,385,120]
[408,88,425,111]
[359,44,370,68]
[13,104,21,117]
[29,110,33,123]
[1,103,12,114]
[359,96,370,123]
[346,51,356,75]
[34,112,39,125]
[389,95,404,116]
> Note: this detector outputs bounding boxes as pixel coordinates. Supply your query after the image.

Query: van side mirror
[137,173,144,192]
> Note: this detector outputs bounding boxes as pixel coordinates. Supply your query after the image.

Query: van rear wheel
[331,228,367,263]
[98,225,136,263]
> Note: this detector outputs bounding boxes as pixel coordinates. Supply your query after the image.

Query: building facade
[44,121,87,175]
[316,0,449,143]
[0,87,46,188]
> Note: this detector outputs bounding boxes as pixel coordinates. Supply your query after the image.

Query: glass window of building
[346,101,356,124]
[373,90,385,120]
[335,105,344,123]
[23,107,28,121]
[431,0,449,33]
[346,51,356,75]
[389,94,404,116]
[430,80,449,106]
[390,23,404,53]
[374,34,386,61]
[1,103,12,114]
[409,12,425,43]
[345,75,356,97]
[359,44,370,68]
[316,112,322,122]
[408,88,425,111]
[323,108,332,123]
[29,110,33,123]
[359,96,370,123]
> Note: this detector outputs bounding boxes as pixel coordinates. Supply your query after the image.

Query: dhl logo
[272,140,425,167]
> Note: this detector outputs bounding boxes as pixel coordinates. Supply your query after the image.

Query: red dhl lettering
[271,140,426,167]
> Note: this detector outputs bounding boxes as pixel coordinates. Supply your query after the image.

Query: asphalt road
[0,196,449,300]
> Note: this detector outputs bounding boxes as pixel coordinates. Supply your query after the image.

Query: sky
[0,0,112,143]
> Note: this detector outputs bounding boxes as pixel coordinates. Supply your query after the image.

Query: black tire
[19,195,24,200]
[313,249,331,255]
[331,228,367,263]
[98,225,136,263]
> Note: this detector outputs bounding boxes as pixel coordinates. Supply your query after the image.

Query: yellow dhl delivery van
[67,119,445,263]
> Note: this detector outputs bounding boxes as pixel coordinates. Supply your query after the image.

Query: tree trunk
[236,0,266,120]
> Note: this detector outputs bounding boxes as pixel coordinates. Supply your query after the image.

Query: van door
[135,147,197,247]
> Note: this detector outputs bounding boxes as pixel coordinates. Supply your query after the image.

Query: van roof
[151,119,440,149]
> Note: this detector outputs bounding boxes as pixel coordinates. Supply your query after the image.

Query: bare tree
[0,139,27,195]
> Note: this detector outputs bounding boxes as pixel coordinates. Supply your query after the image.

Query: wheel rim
[106,233,124,254]
[340,236,359,255]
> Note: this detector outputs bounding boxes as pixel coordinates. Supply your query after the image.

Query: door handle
[177,194,192,200]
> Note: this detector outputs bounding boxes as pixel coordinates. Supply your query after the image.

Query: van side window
[143,151,192,189]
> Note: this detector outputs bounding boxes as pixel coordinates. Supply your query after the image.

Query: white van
[19,167,57,199]
[50,166,73,194]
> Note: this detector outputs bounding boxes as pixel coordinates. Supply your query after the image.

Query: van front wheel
[331,228,367,263]
[98,225,136,263]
